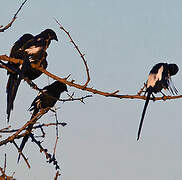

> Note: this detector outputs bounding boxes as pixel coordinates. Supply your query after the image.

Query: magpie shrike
[137,63,179,141]
[6,29,58,122]
[17,81,68,162]
[6,33,34,122]
[19,29,58,55]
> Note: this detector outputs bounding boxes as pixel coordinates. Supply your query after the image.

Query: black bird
[17,81,68,162]
[7,33,34,122]
[137,63,179,141]
[6,29,58,122]
[19,29,58,55]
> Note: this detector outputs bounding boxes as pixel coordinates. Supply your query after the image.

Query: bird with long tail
[137,63,179,141]
[6,29,58,122]
[17,81,68,162]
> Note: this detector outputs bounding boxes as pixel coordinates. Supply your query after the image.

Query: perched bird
[6,33,34,122]
[17,81,68,162]
[137,63,179,141]
[6,29,58,122]
[19,29,58,55]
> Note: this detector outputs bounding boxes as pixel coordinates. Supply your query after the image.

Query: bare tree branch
[54,171,60,180]
[0,55,181,102]
[3,154,6,173]
[60,94,92,103]
[0,108,49,146]
[0,123,66,134]
[0,159,16,180]
[53,136,59,155]
[54,18,91,88]
[12,141,30,169]
[29,133,60,170]
[0,0,28,32]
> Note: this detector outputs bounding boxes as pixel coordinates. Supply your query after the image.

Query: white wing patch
[19,64,23,70]
[29,58,36,62]
[37,89,47,97]
[156,66,163,81]
[147,66,163,88]
[37,38,42,41]
[35,89,48,108]
[25,46,42,55]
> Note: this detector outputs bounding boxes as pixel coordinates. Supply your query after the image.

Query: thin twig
[0,122,66,134]
[53,136,59,155]
[29,134,60,169]
[54,171,60,180]
[137,83,146,96]
[60,94,92,103]
[54,18,90,88]
[12,141,30,169]
[0,108,49,146]
[3,154,6,173]
[0,166,15,180]
[53,107,59,137]
[0,167,7,179]
[0,0,28,32]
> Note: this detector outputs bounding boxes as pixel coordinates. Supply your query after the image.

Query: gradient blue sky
[1,0,182,179]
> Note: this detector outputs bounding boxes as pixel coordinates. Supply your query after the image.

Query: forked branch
[0,108,49,146]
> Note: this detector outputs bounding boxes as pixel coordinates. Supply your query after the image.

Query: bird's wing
[10,34,34,58]
[6,73,18,122]
[29,89,47,112]
[147,66,164,88]
[21,36,45,53]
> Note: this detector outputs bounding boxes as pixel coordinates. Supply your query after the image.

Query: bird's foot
[151,94,156,101]
[160,91,167,101]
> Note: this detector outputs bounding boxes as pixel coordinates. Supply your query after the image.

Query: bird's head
[54,81,68,93]
[42,29,58,41]
[168,64,179,76]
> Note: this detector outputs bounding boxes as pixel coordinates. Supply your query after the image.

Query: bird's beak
[54,36,58,41]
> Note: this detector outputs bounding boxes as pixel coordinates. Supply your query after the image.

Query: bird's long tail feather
[6,58,31,122]
[17,108,39,163]
[6,73,19,122]
[137,92,151,141]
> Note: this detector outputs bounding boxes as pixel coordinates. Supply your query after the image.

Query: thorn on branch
[30,134,61,170]
[59,93,92,103]
[137,83,146,96]
[107,90,120,96]
[64,74,71,80]
[60,122,67,127]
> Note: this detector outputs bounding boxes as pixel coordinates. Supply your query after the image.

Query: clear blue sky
[1,0,182,179]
